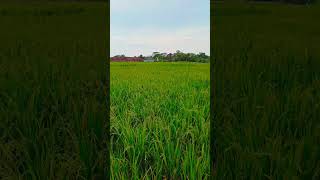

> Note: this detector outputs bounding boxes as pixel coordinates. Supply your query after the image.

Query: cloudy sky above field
[111,0,210,57]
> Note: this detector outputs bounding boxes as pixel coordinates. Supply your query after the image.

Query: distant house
[111,57,144,62]
[144,57,155,62]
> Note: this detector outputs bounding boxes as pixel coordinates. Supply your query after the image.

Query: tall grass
[110,62,210,179]
[0,2,108,179]
[212,2,320,179]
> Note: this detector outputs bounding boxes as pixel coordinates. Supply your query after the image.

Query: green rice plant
[110,62,210,179]
[0,2,108,179]
[212,2,320,179]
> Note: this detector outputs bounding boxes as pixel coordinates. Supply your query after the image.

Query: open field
[1,1,319,179]
[212,2,320,179]
[110,62,210,179]
[0,2,108,179]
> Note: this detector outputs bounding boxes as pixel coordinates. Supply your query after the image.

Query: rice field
[1,1,319,179]
[0,2,108,179]
[212,2,320,179]
[110,62,210,179]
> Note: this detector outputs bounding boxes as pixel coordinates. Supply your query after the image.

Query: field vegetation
[212,2,320,179]
[2,1,319,179]
[0,2,108,179]
[110,62,210,179]
[152,51,210,63]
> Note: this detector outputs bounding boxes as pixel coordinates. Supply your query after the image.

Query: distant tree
[152,52,162,61]
[147,50,209,63]
[173,50,185,61]
[198,52,209,59]
[152,52,160,57]
[114,54,126,57]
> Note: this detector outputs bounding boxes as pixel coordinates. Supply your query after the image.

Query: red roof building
[111,57,144,62]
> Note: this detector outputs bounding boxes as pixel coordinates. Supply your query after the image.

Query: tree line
[112,51,210,63]
[150,51,210,63]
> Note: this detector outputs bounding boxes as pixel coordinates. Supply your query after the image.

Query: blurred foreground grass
[0,2,109,179]
[212,2,320,179]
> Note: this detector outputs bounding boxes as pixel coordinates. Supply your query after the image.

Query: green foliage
[154,51,210,63]
[213,2,320,179]
[111,62,210,179]
[0,2,108,179]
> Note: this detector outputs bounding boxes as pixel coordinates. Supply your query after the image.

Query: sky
[111,0,210,57]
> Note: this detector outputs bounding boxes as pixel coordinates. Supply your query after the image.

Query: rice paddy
[0,2,108,179]
[212,2,320,179]
[1,1,319,179]
[110,62,210,179]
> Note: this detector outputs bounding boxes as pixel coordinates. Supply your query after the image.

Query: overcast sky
[111,0,210,57]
